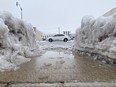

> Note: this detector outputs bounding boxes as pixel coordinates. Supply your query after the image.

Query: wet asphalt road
[0,41,116,83]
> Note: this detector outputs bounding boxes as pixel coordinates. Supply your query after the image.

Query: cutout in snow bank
[74,14,116,65]
[0,12,41,71]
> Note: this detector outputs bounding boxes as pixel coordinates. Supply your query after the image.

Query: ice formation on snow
[75,14,116,60]
[0,12,40,71]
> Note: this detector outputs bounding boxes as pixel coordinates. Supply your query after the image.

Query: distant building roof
[103,7,116,17]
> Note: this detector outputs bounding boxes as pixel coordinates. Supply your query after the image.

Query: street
[0,41,116,87]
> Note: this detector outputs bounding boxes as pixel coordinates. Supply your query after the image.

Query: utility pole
[16,1,23,19]
[58,27,60,34]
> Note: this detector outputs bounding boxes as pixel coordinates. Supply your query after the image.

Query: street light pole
[16,1,23,19]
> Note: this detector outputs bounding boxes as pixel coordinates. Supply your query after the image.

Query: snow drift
[0,12,40,71]
[74,14,116,64]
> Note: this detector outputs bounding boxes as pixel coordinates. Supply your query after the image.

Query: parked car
[47,34,70,42]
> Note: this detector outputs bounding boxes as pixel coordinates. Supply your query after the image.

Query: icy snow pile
[0,12,40,71]
[74,14,116,64]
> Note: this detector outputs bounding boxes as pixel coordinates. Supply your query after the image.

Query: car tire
[49,39,53,42]
[64,38,68,42]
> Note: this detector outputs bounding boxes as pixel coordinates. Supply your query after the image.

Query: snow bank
[74,14,116,64]
[0,12,40,71]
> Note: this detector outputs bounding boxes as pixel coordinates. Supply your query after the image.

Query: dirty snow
[0,12,41,71]
[74,14,116,60]
[0,41,115,82]
[38,41,73,54]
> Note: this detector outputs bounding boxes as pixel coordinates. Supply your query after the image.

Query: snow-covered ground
[38,40,73,51]
[0,41,115,83]
[37,40,74,55]
[0,12,41,72]
[74,14,116,65]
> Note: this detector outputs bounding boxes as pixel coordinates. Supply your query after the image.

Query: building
[33,27,43,41]
[36,30,43,41]
[63,31,75,40]
[63,31,71,36]
[103,7,116,17]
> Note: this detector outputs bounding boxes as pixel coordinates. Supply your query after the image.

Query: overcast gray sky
[0,0,116,34]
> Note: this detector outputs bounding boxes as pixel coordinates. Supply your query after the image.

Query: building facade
[63,31,71,36]
[33,27,43,41]
[103,7,116,17]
